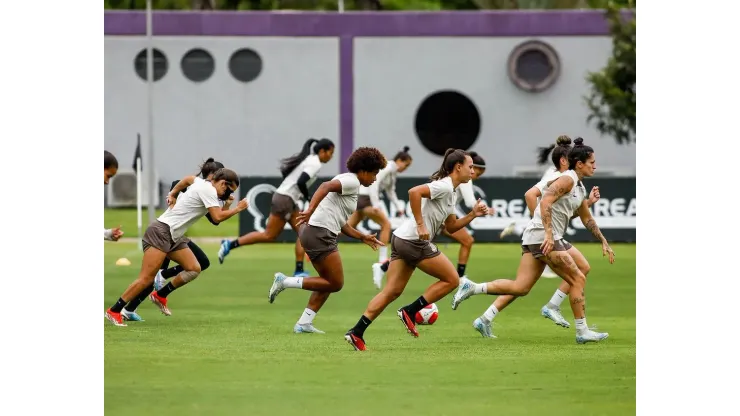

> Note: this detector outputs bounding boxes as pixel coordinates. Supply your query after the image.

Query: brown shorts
[390,236,442,268]
[270,193,298,221]
[299,224,339,263]
[356,195,372,211]
[521,239,573,259]
[142,220,189,253]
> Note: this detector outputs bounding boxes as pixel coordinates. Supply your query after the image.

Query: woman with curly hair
[267,147,387,334]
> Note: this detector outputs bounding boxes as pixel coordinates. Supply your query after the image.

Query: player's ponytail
[280,138,319,178]
[430,148,468,181]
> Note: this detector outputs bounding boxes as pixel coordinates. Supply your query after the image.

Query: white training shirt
[275,154,322,204]
[158,179,221,242]
[394,177,457,241]
[359,160,398,208]
[455,180,477,209]
[308,173,361,235]
[523,170,586,243]
[540,166,559,182]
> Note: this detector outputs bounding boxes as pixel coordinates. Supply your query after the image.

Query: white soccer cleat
[153,270,166,291]
[371,263,384,290]
[541,266,558,278]
[268,273,287,304]
[541,305,571,328]
[473,317,496,338]
[293,323,326,334]
[451,279,476,310]
[576,330,609,344]
[499,222,517,239]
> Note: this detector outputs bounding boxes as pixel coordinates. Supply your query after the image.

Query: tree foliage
[584,1,636,144]
[104,0,627,10]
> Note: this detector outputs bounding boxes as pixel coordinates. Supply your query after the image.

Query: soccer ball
[415,303,439,325]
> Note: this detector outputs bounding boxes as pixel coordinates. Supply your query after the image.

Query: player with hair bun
[452,138,614,344]
[119,158,228,321]
[105,168,248,327]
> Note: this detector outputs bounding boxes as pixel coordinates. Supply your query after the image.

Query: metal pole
[146,0,156,224]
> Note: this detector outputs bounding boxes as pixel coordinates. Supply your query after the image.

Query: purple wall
[104,10,614,172]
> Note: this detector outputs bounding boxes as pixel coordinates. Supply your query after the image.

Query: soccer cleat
[451,279,476,310]
[121,309,144,322]
[153,270,166,291]
[345,331,367,351]
[149,291,172,316]
[541,265,558,279]
[293,323,325,334]
[541,305,571,328]
[371,263,384,290]
[499,221,517,239]
[104,309,127,327]
[294,270,310,278]
[268,273,287,304]
[218,239,231,264]
[576,330,609,344]
[473,317,496,338]
[397,309,419,337]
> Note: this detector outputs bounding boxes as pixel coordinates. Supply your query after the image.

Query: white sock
[473,283,488,294]
[548,289,567,308]
[283,277,303,288]
[297,308,316,325]
[575,318,588,332]
[378,246,388,263]
[482,304,499,323]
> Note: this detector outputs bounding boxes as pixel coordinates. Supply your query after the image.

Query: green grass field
[104,242,636,416]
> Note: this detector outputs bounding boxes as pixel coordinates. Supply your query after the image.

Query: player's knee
[185,263,202,274]
[570,272,586,288]
[464,235,475,248]
[580,263,591,276]
[512,283,532,297]
[329,280,344,292]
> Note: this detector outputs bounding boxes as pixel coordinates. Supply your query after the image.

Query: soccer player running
[104,151,123,242]
[345,149,489,351]
[451,138,614,344]
[500,136,576,278]
[440,151,494,282]
[104,168,247,327]
[119,158,230,321]
[472,137,600,334]
[345,146,413,289]
[218,138,335,278]
[266,147,387,334]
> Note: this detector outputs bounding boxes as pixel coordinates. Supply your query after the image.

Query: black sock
[351,315,373,338]
[124,286,154,312]
[295,261,304,273]
[457,263,467,277]
[380,261,390,272]
[110,298,127,313]
[157,282,177,298]
[228,239,240,250]
[162,265,182,279]
[402,296,429,317]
